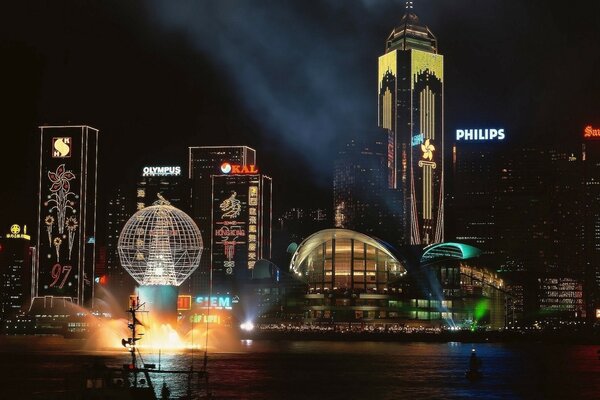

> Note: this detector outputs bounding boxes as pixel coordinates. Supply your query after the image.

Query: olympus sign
[142,166,182,177]
[456,129,505,141]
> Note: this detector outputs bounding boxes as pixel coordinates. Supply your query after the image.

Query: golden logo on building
[421,139,435,161]
[52,137,71,158]
[6,224,30,240]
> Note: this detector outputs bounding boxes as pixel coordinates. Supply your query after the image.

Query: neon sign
[456,129,505,141]
[6,224,31,240]
[190,314,221,324]
[584,125,600,139]
[220,162,258,174]
[177,295,192,310]
[247,185,259,269]
[52,137,71,158]
[412,133,424,146]
[195,296,232,309]
[142,166,181,177]
[220,192,242,219]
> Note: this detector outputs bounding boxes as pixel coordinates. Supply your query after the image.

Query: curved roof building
[284,230,507,329]
[421,242,482,263]
[290,229,407,292]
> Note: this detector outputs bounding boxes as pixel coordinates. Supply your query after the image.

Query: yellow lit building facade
[378,8,444,246]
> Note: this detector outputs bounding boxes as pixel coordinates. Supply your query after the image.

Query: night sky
[1,0,599,231]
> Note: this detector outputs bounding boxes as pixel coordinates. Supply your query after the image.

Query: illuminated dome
[118,196,203,286]
[290,229,406,292]
[421,242,482,263]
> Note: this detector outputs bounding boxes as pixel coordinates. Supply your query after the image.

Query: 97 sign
[49,263,72,289]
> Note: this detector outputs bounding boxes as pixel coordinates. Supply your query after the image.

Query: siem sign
[220,162,258,174]
[584,125,600,139]
[456,129,505,141]
[195,296,232,309]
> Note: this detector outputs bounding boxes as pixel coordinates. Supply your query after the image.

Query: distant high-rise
[450,143,498,253]
[582,126,600,320]
[136,165,189,212]
[378,5,444,245]
[105,186,134,295]
[451,140,585,322]
[333,133,400,244]
[0,224,34,320]
[188,146,256,294]
[35,125,98,306]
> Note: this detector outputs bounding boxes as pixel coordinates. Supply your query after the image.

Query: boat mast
[124,295,145,387]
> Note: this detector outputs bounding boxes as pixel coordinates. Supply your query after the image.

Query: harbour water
[0,336,599,399]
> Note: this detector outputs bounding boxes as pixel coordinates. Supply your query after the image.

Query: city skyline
[2,3,600,398]
[1,1,599,229]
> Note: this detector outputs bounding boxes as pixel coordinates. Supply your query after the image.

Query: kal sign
[142,166,181,177]
[220,162,259,174]
[584,125,600,140]
[456,129,505,141]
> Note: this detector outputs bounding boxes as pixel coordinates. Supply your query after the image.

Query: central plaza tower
[378,4,444,245]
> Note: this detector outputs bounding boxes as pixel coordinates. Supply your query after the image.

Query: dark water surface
[0,336,599,399]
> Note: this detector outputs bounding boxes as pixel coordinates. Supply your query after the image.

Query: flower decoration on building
[421,139,435,161]
[65,216,78,260]
[44,215,55,245]
[47,164,76,235]
[53,236,62,262]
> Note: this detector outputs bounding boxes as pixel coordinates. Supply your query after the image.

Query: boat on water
[80,296,211,399]
[465,349,483,381]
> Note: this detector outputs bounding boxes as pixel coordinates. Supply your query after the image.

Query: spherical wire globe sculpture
[118,195,203,287]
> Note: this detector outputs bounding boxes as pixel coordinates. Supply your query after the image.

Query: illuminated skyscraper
[582,125,600,320]
[211,170,272,294]
[35,125,98,306]
[0,224,34,320]
[136,165,189,212]
[378,4,444,245]
[105,186,134,295]
[333,133,401,245]
[188,146,256,294]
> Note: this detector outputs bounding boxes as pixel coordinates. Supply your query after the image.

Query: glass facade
[289,231,507,329]
[291,229,406,293]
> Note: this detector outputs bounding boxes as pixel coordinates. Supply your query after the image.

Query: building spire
[405,1,414,11]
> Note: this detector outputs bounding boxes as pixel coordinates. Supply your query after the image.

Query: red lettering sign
[584,125,600,139]
[222,163,259,174]
[177,295,192,311]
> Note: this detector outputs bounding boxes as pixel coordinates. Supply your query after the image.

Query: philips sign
[142,166,181,177]
[456,129,505,141]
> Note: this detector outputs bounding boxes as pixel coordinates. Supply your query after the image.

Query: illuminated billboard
[142,166,181,177]
[212,176,251,281]
[456,129,505,141]
[195,295,233,309]
[211,174,272,291]
[584,125,600,140]
[36,126,98,305]
[220,162,259,175]
[6,224,31,241]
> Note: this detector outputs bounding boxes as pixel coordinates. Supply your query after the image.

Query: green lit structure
[289,229,507,329]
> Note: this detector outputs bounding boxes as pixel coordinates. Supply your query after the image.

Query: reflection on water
[0,337,599,399]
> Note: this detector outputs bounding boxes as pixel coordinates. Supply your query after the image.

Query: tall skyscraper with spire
[378,2,444,246]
